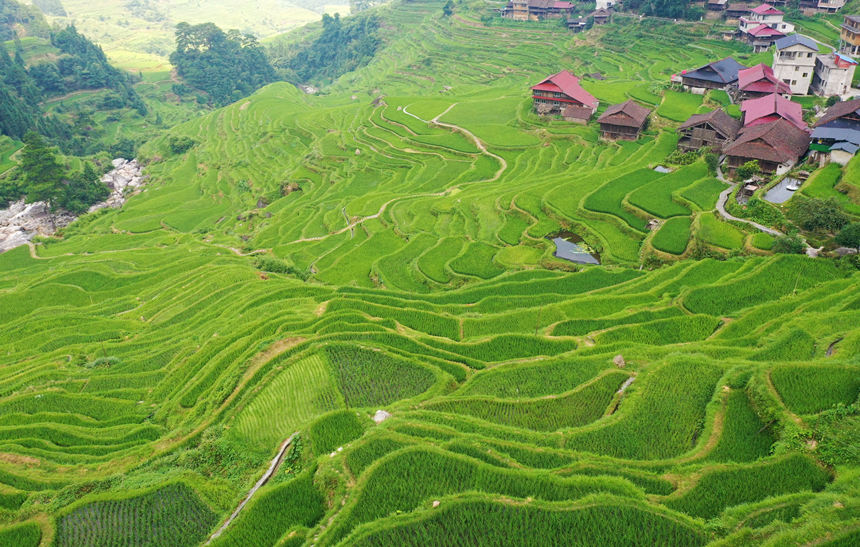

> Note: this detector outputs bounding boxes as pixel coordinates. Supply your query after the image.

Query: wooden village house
[736,63,791,100]
[725,3,751,18]
[740,92,807,131]
[707,0,728,11]
[841,15,860,56]
[597,100,651,140]
[798,0,846,14]
[566,16,587,32]
[723,118,810,175]
[503,0,575,21]
[677,109,741,152]
[810,98,860,165]
[681,57,747,92]
[531,70,599,122]
[591,8,612,24]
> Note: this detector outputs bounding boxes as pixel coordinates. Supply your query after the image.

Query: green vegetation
[698,212,745,249]
[169,22,275,106]
[0,521,40,547]
[211,471,324,547]
[771,366,860,415]
[346,496,707,546]
[0,2,858,546]
[652,216,691,254]
[666,455,830,519]
[706,390,774,463]
[657,90,704,122]
[55,483,217,547]
[309,410,367,455]
[269,13,381,86]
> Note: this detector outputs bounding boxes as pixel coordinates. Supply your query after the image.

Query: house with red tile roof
[740,93,807,131]
[723,118,810,175]
[738,4,795,51]
[532,71,599,119]
[736,63,791,100]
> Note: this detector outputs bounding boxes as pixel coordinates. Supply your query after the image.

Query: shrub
[789,197,849,232]
[168,136,195,154]
[736,160,760,181]
[254,255,307,279]
[835,223,860,249]
[773,234,806,254]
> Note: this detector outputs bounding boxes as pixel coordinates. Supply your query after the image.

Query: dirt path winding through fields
[206,433,297,544]
[715,162,784,237]
[290,103,508,245]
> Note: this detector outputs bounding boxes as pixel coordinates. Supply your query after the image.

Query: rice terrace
[1,0,860,545]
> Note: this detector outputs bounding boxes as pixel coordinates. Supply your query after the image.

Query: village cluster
[531,3,860,186]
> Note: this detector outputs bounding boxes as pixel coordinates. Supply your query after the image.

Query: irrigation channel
[206,433,297,543]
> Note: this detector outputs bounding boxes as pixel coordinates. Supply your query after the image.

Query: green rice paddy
[0,1,858,545]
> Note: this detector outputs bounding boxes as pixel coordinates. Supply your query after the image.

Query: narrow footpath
[206,433,297,544]
[714,161,784,237]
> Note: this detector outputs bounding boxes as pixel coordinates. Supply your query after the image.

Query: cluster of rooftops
[531,68,860,176]
[531,71,651,140]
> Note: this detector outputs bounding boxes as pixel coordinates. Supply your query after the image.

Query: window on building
[802,72,808,77]
[791,80,797,85]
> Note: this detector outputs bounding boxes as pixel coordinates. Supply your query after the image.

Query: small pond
[654,165,672,174]
[550,232,600,265]
[763,178,801,204]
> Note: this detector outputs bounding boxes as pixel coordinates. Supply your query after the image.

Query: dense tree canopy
[270,13,381,85]
[0,0,50,41]
[169,22,277,106]
[790,198,849,233]
[1,131,108,212]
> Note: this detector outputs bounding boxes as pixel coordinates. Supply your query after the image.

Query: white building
[811,52,859,97]
[738,4,795,35]
[773,35,819,95]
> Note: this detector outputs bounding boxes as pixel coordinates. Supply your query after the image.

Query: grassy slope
[41,0,324,71]
[0,2,858,546]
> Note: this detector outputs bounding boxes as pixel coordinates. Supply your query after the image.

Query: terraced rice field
[0,1,858,545]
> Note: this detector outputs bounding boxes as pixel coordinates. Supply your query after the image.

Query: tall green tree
[20,131,65,207]
[169,22,276,106]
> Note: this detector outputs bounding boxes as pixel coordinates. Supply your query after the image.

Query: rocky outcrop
[0,158,147,253]
[0,201,76,252]
[88,159,147,213]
